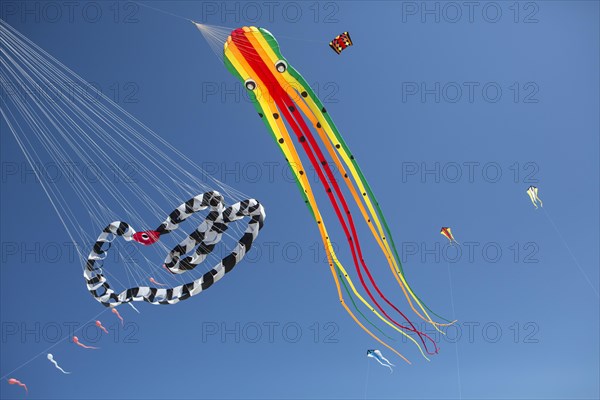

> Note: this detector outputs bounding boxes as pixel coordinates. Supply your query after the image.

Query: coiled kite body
[84,191,265,307]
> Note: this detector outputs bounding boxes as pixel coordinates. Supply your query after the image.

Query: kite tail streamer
[376,351,395,367]
[289,71,454,328]
[373,358,394,373]
[368,351,394,373]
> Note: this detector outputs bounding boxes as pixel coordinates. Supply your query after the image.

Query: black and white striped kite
[84,191,265,307]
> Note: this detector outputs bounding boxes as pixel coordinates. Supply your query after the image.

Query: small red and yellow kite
[440,227,458,244]
[329,32,353,55]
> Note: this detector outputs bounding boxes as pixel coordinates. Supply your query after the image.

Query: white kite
[526,186,543,209]
[367,349,395,373]
[47,354,70,374]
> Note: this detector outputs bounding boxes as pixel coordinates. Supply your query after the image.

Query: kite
[149,277,167,286]
[84,191,265,307]
[367,349,395,373]
[526,186,543,209]
[219,26,454,364]
[95,320,109,334]
[329,32,353,55]
[7,378,28,394]
[440,227,458,245]
[47,354,70,374]
[72,336,98,350]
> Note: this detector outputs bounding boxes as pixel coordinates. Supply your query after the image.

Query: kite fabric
[217,25,455,364]
[526,186,543,208]
[329,32,353,54]
[85,192,265,307]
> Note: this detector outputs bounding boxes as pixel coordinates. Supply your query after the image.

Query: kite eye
[244,79,257,91]
[141,233,149,240]
[275,60,287,73]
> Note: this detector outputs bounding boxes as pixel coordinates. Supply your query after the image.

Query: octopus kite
[220,26,452,363]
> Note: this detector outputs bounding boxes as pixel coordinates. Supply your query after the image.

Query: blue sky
[1,1,598,399]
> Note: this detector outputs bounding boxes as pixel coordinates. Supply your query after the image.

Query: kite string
[3,17,250,245]
[541,208,599,298]
[2,19,248,203]
[1,29,193,285]
[363,355,370,400]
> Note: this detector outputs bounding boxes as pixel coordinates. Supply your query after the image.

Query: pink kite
[95,320,108,334]
[8,378,28,394]
[150,277,167,286]
[72,336,98,350]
